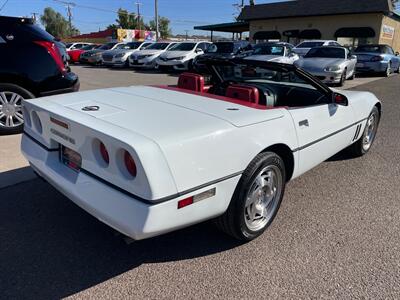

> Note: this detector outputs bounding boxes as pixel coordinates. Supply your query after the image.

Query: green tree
[111,8,146,29]
[148,16,172,39]
[40,7,79,38]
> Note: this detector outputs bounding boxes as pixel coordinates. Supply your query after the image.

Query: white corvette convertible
[21,58,381,241]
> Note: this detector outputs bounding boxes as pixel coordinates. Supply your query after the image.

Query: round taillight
[99,142,109,164]
[124,151,137,177]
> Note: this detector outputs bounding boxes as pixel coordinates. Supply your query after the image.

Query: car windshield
[214,63,314,90]
[124,42,142,49]
[169,43,196,51]
[252,45,284,56]
[145,43,170,50]
[305,47,345,58]
[354,45,382,53]
[297,42,324,48]
[66,43,73,48]
[81,44,96,50]
[141,43,153,49]
[114,43,129,49]
[206,43,234,54]
[99,43,116,50]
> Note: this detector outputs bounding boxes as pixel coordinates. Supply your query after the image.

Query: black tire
[0,83,35,135]
[187,59,194,71]
[347,106,380,157]
[338,69,346,87]
[395,63,400,74]
[384,63,391,77]
[215,152,286,241]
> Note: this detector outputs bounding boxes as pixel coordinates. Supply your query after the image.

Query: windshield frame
[252,44,285,56]
[168,42,197,51]
[304,47,346,59]
[202,58,332,96]
[296,41,325,49]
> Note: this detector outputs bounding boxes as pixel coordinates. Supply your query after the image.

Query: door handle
[299,119,309,127]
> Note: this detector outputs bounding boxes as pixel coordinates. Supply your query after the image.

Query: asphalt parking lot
[1,67,400,299]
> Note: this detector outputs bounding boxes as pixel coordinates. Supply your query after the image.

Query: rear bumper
[21,134,239,240]
[39,72,80,97]
[356,61,388,73]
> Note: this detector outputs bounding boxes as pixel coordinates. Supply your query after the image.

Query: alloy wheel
[362,110,379,151]
[0,91,24,129]
[244,165,283,231]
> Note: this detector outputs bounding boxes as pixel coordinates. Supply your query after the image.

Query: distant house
[238,0,400,50]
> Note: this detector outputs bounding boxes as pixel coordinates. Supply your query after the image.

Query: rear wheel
[348,106,380,157]
[338,69,346,86]
[187,59,194,71]
[215,152,286,241]
[384,63,391,77]
[0,84,34,135]
[395,63,400,74]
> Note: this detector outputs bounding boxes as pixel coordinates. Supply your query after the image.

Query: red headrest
[225,84,260,104]
[177,73,205,92]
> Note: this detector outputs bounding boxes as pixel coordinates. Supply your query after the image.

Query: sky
[0,0,284,36]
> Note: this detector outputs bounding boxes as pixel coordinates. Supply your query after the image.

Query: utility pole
[31,12,40,23]
[155,0,159,41]
[135,1,143,38]
[185,30,189,40]
[53,0,75,35]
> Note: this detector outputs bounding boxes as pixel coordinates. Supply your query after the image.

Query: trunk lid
[44,86,284,141]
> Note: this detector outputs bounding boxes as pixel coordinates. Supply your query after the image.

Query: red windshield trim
[152,85,269,110]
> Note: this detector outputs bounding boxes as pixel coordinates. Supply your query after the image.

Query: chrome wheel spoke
[244,165,283,231]
[5,115,14,127]
[14,112,24,123]
[9,93,21,105]
[0,92,7,104]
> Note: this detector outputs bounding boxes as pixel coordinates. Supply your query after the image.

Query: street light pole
[155,0,159,41]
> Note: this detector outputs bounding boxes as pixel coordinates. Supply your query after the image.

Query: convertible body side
[21,85,380,240]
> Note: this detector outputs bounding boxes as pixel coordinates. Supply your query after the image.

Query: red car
[68,44,101,63]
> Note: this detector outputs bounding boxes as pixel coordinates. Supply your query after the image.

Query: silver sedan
[294,47,357,86]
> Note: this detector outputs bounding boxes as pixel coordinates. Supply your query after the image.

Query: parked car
[244,42,299,64]
[295,46,357,86]
[194,41,251,72]
[68,44,101,63]
[293,40,341,56]
[156,41,212,71]
[21,57,381,241]
[65,42,92,51]
[0,16,79,134]
[79,42,120,65]
[102,42,153,68]
[129,42,176,69]
[353,44,400,76]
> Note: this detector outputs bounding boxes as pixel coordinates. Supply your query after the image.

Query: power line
[0,0,9,12]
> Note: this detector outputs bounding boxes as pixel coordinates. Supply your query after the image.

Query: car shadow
[1,177,242,299]
[326,148,357,162]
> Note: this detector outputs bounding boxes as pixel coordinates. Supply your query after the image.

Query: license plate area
[60,145,82,172]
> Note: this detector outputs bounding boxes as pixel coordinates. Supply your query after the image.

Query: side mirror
[351,55,357,60]
[333,93,348,106]
[395,52,399,56]
[195,48,204,54]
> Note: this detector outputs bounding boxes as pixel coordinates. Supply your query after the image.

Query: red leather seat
[177,73,205,92]
[225,84,260,104]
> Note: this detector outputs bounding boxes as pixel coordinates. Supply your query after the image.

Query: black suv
[194,41,252,72]
[0,16,79,134]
